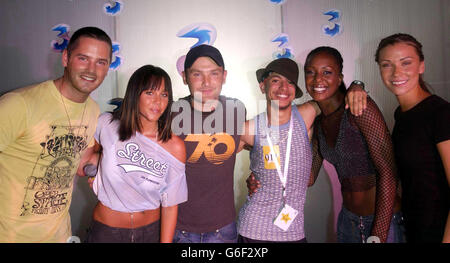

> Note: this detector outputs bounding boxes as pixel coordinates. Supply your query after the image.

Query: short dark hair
[304,46,347,94]
[375,33,430,93]
[113,65,173,142]
[66,26,113,60]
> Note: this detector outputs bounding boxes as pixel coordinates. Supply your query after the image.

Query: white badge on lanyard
[273,203,299,231]
[265,111,298,231]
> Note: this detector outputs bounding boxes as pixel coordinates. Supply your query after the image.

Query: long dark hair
[113,65,173,142]
[375,33,430,93]
[304,46,347,94]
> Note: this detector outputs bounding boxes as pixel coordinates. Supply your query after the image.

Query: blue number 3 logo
[322,10,342,37]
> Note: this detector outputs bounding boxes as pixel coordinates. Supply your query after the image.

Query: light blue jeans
[337,206,405,243]
[173,221,238,243]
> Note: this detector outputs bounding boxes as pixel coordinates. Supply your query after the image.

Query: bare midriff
[93,201,160,229]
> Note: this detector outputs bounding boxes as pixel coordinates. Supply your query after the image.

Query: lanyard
[265,112,293,198]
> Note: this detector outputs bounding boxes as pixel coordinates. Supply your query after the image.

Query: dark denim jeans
[85,220,160,243]
[337,206,405,243]
[173,221,238,243]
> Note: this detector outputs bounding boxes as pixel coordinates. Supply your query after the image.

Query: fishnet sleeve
[351,97,398,243]
[309,123,324,187]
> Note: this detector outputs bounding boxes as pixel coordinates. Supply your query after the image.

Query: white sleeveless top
[238,106,312,241]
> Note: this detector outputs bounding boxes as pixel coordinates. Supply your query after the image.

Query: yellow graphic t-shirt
[0,80,99,242]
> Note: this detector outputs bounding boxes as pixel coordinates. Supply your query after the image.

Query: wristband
[351,80,365,90]
[83,164,98,177]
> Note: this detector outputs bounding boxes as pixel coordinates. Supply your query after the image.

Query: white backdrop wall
[1,0,449,243]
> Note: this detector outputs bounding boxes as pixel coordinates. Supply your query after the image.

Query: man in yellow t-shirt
[0,27,112,242]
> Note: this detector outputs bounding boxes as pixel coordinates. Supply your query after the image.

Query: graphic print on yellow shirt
[0,80,99,242]
[20,124,89,217]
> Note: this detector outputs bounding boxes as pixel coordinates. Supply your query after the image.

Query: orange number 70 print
[185,133,236,165]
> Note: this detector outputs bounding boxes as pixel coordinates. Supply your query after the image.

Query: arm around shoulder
[296,102,318,135]
[345,81,368,116]
[238,119,255,152]
[353,97,397,242]
[352,97,397,182]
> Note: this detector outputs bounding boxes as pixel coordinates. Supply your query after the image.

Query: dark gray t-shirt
[172,95,246,233]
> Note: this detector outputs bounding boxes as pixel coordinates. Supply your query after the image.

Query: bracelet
[351,80,365,90]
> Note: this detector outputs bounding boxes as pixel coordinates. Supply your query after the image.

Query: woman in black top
[375,33,450,243]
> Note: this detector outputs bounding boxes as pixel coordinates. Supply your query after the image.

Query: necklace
[59,80,88,153]
[139,113,160,140]
[20,80,88,216]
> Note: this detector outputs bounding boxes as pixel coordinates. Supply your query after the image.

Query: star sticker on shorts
[281,213,291,224]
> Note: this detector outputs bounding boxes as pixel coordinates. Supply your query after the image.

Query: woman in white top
[79,65,187,243]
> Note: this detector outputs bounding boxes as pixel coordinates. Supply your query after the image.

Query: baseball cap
[184,44,225,71]
[256,58,303,98]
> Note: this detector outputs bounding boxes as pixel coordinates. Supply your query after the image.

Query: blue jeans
[173,221,238,243]
[337,206,405,243]
[239,235,307,243]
